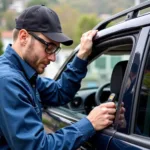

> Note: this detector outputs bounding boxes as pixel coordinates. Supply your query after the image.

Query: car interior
[65,36,133,115]
[42,35,135,133]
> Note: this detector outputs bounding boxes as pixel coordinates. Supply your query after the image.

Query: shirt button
[32,84,35,88]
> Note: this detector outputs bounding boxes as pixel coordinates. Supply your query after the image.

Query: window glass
[42,50,72,78]
[111,56,122,68]
[134,52,150,137]
[80,55,129,89]
[138,7,150,16]
[95,56,106,69]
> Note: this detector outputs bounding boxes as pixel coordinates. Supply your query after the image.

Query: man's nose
[47,53,56,62]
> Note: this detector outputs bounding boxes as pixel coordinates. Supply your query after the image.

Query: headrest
[110,61,128,94]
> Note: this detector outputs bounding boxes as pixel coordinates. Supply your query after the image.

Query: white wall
[43,49,73,79]
[2,38,13,51]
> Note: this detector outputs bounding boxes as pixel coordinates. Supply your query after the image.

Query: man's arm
[37,56,88,106]
[38,30,98,106]
[0,76,116,150]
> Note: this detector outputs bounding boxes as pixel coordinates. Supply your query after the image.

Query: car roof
[71,1,150,64]
[94,1,150,41]
[94,14,150,41]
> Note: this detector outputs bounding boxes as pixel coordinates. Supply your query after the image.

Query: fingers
[87,102,116,131]
[81,30,98,41]
[119,103,126,115]
[104,114,115,121]
[120,106,125,114]
[77,30,98,60]
[119,114,124,120]
[82,30,98,37]
[99,102,116,117]
[118,113,126,128]
[87,36,93,41]
[120,102,124,107]
[87,101,127,131]
[99,106,116,115]
[100,102,116,109]
[118,104,126,128]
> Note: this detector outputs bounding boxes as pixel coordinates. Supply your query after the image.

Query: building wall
[43,50,72,78]
[2,38,12,51]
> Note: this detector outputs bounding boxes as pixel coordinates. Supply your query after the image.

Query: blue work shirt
[0,45,95,150]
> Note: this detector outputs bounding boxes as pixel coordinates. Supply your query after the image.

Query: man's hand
[117,102,126,128]
[77,30,98,60]
[87,102,116,131]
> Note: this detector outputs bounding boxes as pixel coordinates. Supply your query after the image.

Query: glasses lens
[29,32,61,55]
[46,45,61,55]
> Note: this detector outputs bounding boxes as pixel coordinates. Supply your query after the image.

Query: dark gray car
[42,1,150,149]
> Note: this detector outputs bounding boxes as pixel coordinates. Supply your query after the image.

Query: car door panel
[43,106,98,149]
[108,134,150,150]
[45,36,134,149]
[92,130,115,150]
[44,85,113,150]
[107,27,150,150]
[42,108,72,133]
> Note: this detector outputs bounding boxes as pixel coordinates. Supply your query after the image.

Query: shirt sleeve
[0,75,95,150]
[37,56,88,106]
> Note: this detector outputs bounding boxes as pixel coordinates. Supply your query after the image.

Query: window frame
[105,26,150,150]
[132,36,150,138]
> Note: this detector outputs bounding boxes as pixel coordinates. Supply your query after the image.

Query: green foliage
[0,0,148,48]
[0,33,3,55]
[76,14,100,36]
[74,14,101,46]
[0,0,12,12]
[26,0,59,7]
[52,4,80,49]
[57,0,135,15]
[45,3,101,48]
[4,10,16,30]
[26,0,49,7]
[58,0,91,13]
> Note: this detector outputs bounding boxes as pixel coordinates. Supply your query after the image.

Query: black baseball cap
[15,5,73,46]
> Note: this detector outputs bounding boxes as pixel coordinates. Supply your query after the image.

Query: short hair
[12,29,19,41]
[12,29,41,42]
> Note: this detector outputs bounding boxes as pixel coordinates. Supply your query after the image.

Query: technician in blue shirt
[0,5,117,150]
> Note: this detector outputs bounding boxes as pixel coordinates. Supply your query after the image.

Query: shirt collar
[4,44,37,81]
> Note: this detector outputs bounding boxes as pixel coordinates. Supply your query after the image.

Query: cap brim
[42,32,73,46]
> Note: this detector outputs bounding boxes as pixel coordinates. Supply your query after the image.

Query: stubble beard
[24,43,42,74]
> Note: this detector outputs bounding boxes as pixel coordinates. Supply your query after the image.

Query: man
[0,5,116,150]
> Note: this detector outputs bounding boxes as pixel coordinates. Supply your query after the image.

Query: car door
[42,32,136,149]
[107,27,150,150]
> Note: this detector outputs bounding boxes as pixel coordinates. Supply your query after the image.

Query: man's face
[23,33,60,74]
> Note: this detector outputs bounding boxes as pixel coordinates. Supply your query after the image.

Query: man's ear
[19,29,29,47]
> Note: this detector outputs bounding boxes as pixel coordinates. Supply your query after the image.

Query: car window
[44,37,134,130]
[81,55,129,89]
[134,51,150,137]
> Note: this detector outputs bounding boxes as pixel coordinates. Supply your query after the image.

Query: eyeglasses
[28,32,61,55]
